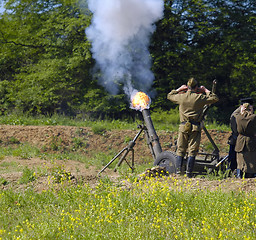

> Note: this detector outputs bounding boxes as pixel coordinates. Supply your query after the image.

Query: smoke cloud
[85,0,164,97]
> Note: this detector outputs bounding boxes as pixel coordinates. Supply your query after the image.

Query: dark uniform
[167,78,219,177]
[228,107,240,171]
[235,103,256,178]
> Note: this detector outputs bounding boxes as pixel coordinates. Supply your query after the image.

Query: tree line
[0,0,255,123]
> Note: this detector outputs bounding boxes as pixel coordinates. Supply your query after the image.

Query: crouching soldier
[167,77,219,177]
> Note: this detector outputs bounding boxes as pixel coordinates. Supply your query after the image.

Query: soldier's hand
[197,86,204,93]
[198,86,210,94]
[176,85,188,92]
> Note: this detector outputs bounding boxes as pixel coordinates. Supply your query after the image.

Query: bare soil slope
[0,125,256,192]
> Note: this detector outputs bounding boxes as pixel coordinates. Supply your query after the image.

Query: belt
[239,133,255,138]
[181,121,200,126]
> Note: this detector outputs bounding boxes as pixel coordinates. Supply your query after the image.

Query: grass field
[0,176,256,239]
[0,110,230,132]
[1,114,255,239]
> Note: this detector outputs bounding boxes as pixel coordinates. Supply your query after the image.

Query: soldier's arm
[198,85,219,104]
[167,90,179,103]
[167,85,187,103]
[205,92,219,104]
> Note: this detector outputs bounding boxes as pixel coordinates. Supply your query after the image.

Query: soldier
[235,102,256,178]
[228,97,254,175]
[167,77,219,177]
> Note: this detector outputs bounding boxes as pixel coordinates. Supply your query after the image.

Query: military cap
[242,103,250,110]
[187,77,198,88]
[240,97,253,105]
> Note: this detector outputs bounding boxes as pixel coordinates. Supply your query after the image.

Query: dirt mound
[2,124,254,193]
[0,125,230,158]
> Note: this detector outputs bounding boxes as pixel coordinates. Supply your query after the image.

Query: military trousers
[176,123,201,157]
[237,151,256,173]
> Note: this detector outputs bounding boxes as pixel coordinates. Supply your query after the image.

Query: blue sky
[0,3,4,14]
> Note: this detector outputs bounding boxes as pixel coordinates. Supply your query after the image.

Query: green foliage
[151,0,256,122]
[0,161,20,173]
[91,124,106,135]
[49,136,63,151]
[205,168,232,180]
[71,137,86,150]
[124,136,132,143]
[1,0,93,115]
[0,111,230,133]
[0,177,256,239]
[51,165,73,183]
[8,137,20,144]
[0,0,255,122]
[0,143,42,160]
[0,177,8,186]
[18,167,36,184]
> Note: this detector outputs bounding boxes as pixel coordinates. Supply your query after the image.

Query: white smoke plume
[85,0,164,97]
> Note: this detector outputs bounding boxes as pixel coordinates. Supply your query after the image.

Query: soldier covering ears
[167,77,219,177]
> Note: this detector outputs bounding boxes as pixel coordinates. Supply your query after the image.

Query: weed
[49,136,63,151]
[1,177,255,239]
[0,161,20,174]
[35,165,50,177]
[75,127,88,137]
[124,136,132,143]
[11,143,41,159]
[91,124,106,135]
[203,141,215,152]
[204,166,231,180]
[45,119,57,125]
[0,177,8,185]
[18,167,36,184]
[51,165,73,183]
[8,137,20,144]
[72,137,86,150]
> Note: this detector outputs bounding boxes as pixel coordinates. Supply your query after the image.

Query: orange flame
[131,91,151,111]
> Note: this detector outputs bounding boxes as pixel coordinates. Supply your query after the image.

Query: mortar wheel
[154,151,177,174]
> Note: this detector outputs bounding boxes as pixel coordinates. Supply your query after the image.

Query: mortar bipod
[98,124,146,175]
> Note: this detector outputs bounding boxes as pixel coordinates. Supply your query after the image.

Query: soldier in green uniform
[235,102,256,178]
[167,77,219,177]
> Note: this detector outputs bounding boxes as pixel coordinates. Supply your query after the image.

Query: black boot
[236,169,242,179]
[176,156,183,174]
[245,173,254,178]
[186,156,195,178]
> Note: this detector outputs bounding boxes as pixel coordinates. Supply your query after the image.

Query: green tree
[0,0,93,114]
[151,0,256,122]
[0,0,256,122]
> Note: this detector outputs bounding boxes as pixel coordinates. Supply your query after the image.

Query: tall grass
[0,177,255,239]
[0,111,230,132]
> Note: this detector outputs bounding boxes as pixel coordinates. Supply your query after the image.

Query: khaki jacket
[235,112,256,152]
[167,90,219,123]
[228,107,240,145]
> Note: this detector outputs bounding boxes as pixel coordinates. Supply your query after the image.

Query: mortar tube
[142,109,162,159]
